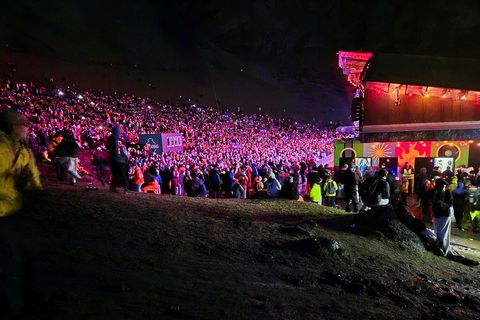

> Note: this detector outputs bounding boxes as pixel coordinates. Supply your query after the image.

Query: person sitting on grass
[232,178,245,199]
[193,173,209,197]
[265,171,281,198]
[142,164,161,194]
[253,176,264,193]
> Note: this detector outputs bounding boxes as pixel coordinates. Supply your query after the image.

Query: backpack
[359,176,380,204]
[327,181,336,195]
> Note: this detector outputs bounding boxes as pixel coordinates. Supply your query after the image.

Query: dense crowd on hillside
[3,77,479,236]
[0,77,352,201]
[3,75,480,263]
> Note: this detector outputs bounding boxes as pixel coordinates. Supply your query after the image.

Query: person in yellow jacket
[0,109,43,216]
[0,108,42,318]
[309,182,322,205]
[401,162,414,194]
[400,177,409,206]
[323,176,338,207]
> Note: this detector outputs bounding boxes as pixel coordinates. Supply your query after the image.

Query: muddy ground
[7,175,479,319]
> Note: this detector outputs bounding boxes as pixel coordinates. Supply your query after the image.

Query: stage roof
[361,53,480,91]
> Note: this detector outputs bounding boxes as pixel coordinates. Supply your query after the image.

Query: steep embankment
[14,183,480,320]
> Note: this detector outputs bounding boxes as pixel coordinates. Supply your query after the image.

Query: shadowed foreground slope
[18,186,480,319]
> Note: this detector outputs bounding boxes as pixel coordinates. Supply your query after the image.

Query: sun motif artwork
[366,143,394,166]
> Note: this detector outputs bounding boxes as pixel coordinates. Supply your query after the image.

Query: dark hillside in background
[1,0,479,122]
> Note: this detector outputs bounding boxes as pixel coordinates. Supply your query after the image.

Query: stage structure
[336,52,480,172]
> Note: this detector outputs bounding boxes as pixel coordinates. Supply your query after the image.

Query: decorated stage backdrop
[335,140,470,170]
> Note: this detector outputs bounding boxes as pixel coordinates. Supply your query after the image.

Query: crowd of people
[2,75,480,319]
[335,160,480,256]
[0,77,351,202]
[3,77,480,244]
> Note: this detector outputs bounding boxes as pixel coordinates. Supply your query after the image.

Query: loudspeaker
[414,157,435,176]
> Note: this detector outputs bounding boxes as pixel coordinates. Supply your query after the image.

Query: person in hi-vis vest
[401,162,415,194]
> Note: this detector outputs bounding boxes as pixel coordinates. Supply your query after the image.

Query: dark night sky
[1,0,479,122]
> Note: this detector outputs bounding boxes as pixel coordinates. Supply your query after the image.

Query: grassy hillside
[14,182,480,319]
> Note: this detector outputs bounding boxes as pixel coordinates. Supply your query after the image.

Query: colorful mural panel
[335,140,471,170]
[395,142,431,168]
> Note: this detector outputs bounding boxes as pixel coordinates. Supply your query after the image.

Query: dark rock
[278,236,342,256]
[278,225,311,237]
[299,220,317,230]
[355,206,426,253]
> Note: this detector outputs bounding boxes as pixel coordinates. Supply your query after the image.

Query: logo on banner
[146,138,160,153]
[167,136,182,147]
